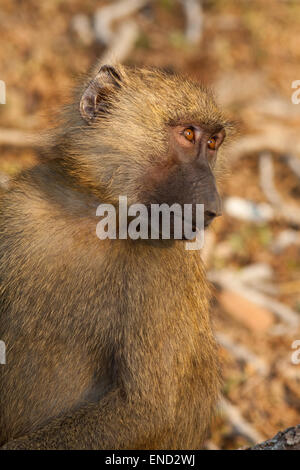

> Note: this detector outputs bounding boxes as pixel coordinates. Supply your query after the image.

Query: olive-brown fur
[0,63,228,449]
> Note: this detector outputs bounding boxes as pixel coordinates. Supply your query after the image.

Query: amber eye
[207,136,217,150]
[183,128,195,142]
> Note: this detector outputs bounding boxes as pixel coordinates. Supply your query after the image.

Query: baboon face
[145,124,225,229]
[78,64,229,229]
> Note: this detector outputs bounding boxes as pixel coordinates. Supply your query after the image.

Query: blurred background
[0,0,300,449]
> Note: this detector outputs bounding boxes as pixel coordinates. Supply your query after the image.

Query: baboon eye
[183,128,195,142]
[207,136,217,150]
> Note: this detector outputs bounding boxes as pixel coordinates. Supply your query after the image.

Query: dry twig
[179,0,204,44]
[94,0,148,64]
[217,332,269,376]
[249,425,300,450]
[209,269,300,329]
[0,128,40,147]
[220,398,264,444]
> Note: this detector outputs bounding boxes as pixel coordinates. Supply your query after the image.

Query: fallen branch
[249,424,300,450]
[217,288,274,332]
[224,196,274,223]
[179,0,204,44]
[94,0,147,45]
[220,398,264,445]
[100,20,140,65]
[216,332,269,376]
[0,128,40,147]
[230,124,300,163]
[94,0,148,64]
[209,269,300,329]
[71,14,94,46]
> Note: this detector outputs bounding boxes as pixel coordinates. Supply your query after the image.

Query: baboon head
[59,63,231,232]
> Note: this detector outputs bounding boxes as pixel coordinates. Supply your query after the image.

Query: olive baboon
[0,63,229,449]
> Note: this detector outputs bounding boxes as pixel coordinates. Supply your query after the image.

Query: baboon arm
[1,388,159,450]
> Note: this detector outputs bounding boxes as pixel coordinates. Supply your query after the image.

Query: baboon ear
[80,65,122,123]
